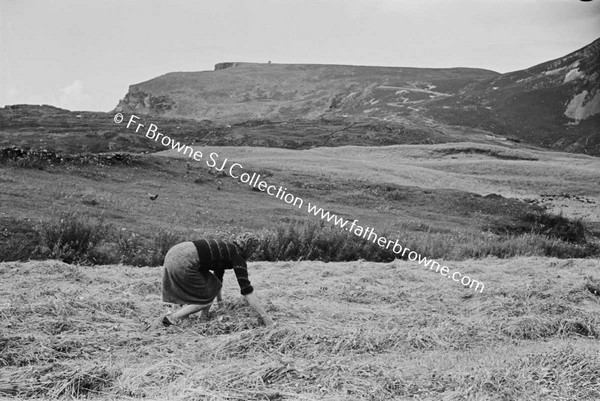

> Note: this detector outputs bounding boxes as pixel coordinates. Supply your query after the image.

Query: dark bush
[523,212,586,243]
[115,230,149,267]
[37,213,110,264]
[116,228,183,267]
[490,211,588,244]
[150,229,183,266]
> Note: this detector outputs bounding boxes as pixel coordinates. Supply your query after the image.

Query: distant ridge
[115,63,498,122]
[115,38,600,155]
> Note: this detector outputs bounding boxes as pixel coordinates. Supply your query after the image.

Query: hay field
[1,257,599,400]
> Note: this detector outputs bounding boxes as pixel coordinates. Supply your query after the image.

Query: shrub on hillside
[490,211,588,244]
[458,232,597,259]
[524,212,586,243]
[37,213,110,264]
[116,228,183,267]
[252,220,599,263]
[150,229,183,266]
[392,230,598,260]
[115,230,149,267]
[254,220,396,262]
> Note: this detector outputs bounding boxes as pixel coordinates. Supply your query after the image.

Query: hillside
[116,38,600,156]
[2,258,599,399]
[428,38,600,155]
[116,63,498,123]
[0,105,509,152]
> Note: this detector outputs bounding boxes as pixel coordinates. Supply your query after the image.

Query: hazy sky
[1,0,599,111]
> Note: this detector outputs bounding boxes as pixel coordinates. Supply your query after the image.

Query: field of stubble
[1,256,600,400]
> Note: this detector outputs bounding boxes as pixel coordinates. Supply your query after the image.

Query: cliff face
[117,91,176,115]
[214,62,244,70]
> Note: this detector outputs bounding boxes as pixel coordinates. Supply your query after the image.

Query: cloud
[57,79,93,111]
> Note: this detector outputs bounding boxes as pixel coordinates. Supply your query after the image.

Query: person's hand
[262,315,275,327]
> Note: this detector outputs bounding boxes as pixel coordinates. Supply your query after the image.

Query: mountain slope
[428,38,600,154]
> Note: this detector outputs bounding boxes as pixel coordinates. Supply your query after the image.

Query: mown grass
[1,257,599,400]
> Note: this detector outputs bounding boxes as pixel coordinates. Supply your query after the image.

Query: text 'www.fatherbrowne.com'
[114,113,485,293]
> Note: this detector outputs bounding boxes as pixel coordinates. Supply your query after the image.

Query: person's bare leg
[169,302,212,323]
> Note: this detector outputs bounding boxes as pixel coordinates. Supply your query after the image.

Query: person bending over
[161,233,273,327]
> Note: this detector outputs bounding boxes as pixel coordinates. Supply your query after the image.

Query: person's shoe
[162,315,174,327]
[144,315,173,330]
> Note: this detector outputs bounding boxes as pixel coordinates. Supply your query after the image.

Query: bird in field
[147,192,159,201]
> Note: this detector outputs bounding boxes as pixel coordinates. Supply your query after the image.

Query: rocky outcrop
[115,90,175,115]
[0,146,137,166]
[214,62,243,70]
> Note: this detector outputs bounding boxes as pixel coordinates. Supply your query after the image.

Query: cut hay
[1,363,117,398]
[2,258,600,400]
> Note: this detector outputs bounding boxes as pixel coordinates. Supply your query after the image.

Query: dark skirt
[162,242,222,305]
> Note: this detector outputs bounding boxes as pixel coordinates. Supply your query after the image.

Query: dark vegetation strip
[1,211,598,266]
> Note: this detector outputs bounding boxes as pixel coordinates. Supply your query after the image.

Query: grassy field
[2,141,599,264]
[158,142,600,202]
[1,257,600,400]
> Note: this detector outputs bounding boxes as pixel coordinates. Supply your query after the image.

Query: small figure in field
[160,233,273,327]
[217,180,223,190]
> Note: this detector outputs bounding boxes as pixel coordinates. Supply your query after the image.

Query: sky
[1,0,599,112]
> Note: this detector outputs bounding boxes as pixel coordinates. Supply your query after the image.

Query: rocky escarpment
[214,62,244,70]
[116,90,176,115]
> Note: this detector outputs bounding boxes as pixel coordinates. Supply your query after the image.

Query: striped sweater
[192,239,254,295]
